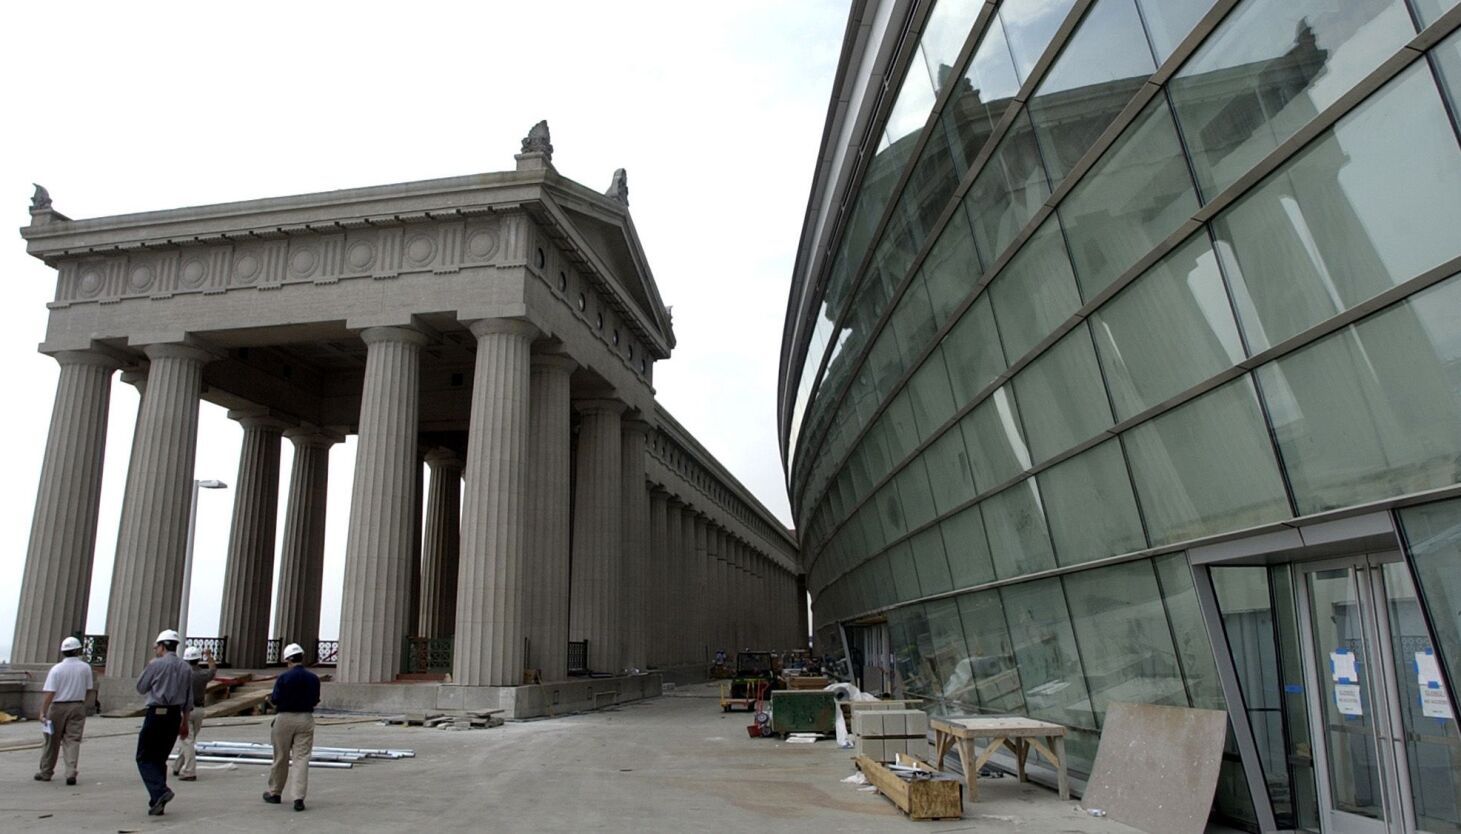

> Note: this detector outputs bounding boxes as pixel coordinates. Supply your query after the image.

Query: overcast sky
[0,1,843,660]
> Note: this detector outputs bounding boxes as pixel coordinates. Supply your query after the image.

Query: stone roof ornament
[28,183,68,225]
[516,120,554,172]
[605,168,629,207]
[31,183,52,210]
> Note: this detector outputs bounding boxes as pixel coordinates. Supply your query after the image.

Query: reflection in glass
[1000,0,1080,83]
[921,212,983,325]
[1212,62,1461,351]
[1089,234,1245,421]
[1135,0,1217,64]
[941,502,997,590]
[910,526,954,596]
[1012,325,1114,464]
[942,293,1008,406]
[983,478,1058,579]
[1153,553,1226,710]
[924,424,978,516]
[964,111,1052,267]
[1028,0,1156,183]
[925,599,973,706]
[956,590,1027,713]
[895,458,937,532]
[1124,377,1291,545]
[1168,0,1416,198]
[941,13,1022,171]
[907,350,958,440]
[889,539,921,603]
[1002,578,1096,730]
[1059,96,1199,300]
[1064,561,1187,721]
[961,386,1032,489]
[1038,439,1146,566]
[988,216,1082,361]
[1256,276,1461,515]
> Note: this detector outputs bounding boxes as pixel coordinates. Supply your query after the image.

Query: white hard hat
[183,646,203,662]
[155,629,182,644]
[283,643,306,661]
[60,636,82,652]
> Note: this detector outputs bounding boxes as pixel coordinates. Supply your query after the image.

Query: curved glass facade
[783,1,1461,830]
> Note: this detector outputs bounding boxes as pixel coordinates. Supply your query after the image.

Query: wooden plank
[855,755,962,821]
[204,687,271,718]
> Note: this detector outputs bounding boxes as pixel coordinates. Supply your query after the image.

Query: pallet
[854,754,963,821]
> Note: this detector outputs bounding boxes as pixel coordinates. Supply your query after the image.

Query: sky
[0,1,845,660]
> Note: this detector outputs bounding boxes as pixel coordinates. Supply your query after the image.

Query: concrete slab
[1082,702,1229,834]
[0,682,1154,832]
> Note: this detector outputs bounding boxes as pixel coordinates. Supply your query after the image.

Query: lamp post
[180,478,229,638]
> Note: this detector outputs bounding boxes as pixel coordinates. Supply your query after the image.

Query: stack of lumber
[855,754,963,821]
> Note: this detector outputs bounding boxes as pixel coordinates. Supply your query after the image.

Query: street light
[180,478,229,638]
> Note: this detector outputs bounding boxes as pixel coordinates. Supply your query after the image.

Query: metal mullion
[1150,556,1199,710]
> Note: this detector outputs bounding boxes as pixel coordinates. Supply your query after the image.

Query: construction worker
[134,629,193,816]
[263,642,320,812]
[34,636,95,785]
[171,646,217,781]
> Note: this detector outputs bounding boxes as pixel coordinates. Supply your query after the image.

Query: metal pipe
[171,754,352,770]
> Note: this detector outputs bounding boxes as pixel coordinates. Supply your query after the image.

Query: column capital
[142,342,217,365]
[621,418,653,437]
[360,325,430,347]
[227,407,293,433]
[284,426,344,448]
[120,368,147,389]
[467,317,539,340]
[573,397,626,417]
[51,349,122,370]
[531,351,578,373]
[424,446,465,471]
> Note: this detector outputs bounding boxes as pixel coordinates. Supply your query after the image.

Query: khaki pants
[37,701,86,780]
[268,712,314,801]
[172,709,205,777]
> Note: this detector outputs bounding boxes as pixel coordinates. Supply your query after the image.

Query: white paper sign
[1416,650,1454,720]
[1330,650,1359,684]
[1335,683,1363,717]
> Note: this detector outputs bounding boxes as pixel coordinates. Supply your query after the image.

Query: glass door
[1298,552,1461,834]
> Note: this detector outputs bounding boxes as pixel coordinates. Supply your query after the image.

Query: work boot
[65,776,77,786]
[294,799,306,812]
[33,773,50,782]
[180,775,196,781]
[262,791,282,804]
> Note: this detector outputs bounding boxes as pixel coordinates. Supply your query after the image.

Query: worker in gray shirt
[134,629,193,816]
[171,646,216,781]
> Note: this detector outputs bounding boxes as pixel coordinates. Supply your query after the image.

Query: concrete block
[853,712,884,736]
[905,710,928,735]
[883,713,905,737]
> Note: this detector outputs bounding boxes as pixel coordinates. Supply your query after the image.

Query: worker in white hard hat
[133,629,193,816]
[263,642,320,812]
[170,645,217,781]
[34,635,95,785]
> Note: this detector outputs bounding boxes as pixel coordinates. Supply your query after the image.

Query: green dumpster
[770,690,838,735]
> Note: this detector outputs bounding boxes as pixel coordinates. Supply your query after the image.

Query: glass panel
[1168,0,1418,198]
[942,502,997,590]
[1305,567,1386,821]
[907,350,958,440]
[924,427,978,516]
[1436,29,1461,112]
[956,589,1027,713]
[964,110,1051,266]
[941,14,1022,172]
[890,277,938,369]
[911,526,954,596]
[1134,0,1217,64]
[988,216,1083,361]
[1000,0,1081,83]
[961,385,1032,489]
[1002,577,1097,729]
[1065,560,1188,721]
[1270,566,1319,831]
[942,293,1008,407]
[921,0,986,92]
[1255,275,1461,515]
[922,212,982,325]
[890,540,921,603]
[886,46,938,146]
[983,478,1059,579]
[885,391,920,463]
[1038,439,1147,566]
[895,458,938,532]
[1153,553,1226,710]
[1029,0,1157,183]
[1089,233,1245,421]
[890,604,935,697]
[1414,0,1461,26]
[1380,561,1461,834]
[1213,63,1461,351]
[926,598,972,706]
[1013,326,1114,464]
[1124,377,1292,545]
[1059,96,1200,300]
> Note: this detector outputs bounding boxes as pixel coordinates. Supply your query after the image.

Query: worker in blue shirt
[263,643,320,812]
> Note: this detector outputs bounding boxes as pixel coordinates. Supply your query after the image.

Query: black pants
[136,705,182,805]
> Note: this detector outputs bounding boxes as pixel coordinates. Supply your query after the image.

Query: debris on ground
[379,709,503,729]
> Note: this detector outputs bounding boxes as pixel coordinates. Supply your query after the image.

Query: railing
[403,637,454,674]
[184,636,229,666]
[265,638,282,665]
[567,640,590,676]
[81,635,108,668]
[316,640,339,666]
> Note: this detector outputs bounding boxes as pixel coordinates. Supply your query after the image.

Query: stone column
[524,353,575,681]
[452,319,537,686]
[408,453,425,640]
[11,351,119,664]
[620,421,650,672]
[337,326,425,683]
[569,399,625,672]
[710,527,727,658]
[273,429,338,664]
[646,489,669,668]
[692,515,709,667]
[679,508,697,664]
[663,499,684,665]
[419,448,463,639]
[217,411,287,668]
[105,343,212,677]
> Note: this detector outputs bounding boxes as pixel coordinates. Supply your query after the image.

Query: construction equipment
[719,651,781,712]
[770,690,838,735]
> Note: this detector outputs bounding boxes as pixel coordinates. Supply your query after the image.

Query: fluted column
[11,351,119,664]
[453,319,537,686]
[273,429,338,664]
[217,412,287,668]
[731,541,746,651]
[419,448,463,639]
[663,499,684,665]
[570,399,625,672]
[679,508,697,663]
[105,344,212,677]
[690,515,708,666]
[708,528,726,657]
[524,353,575,681]
[338,326,425,683]
[646,489,669,668]
[620,421,650,672]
